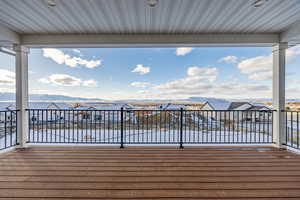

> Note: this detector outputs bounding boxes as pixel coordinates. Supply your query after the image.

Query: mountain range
[0,92,102,102]
[1,92,298,103]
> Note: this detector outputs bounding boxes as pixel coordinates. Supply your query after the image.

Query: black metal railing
[284,110,300,149]
[0,110,18,150]
[27,109,274,146]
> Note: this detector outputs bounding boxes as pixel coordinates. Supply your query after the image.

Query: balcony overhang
[0,24,20,47]
[0,0,300,47]
[21,33,280,48]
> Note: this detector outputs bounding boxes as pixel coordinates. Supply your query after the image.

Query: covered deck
[0,146,300,199]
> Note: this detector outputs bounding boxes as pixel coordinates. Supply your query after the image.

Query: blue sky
[1,46,300,100]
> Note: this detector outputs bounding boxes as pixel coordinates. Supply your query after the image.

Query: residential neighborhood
[0,100,274,148]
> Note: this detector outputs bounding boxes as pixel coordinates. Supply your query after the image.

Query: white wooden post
[13,45,29,148]
[272,43,287,149]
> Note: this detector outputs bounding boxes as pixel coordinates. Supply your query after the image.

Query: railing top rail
[25,108,276,112]
[0,110,19,112]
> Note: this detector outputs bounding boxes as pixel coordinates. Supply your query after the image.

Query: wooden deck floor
[1,146,300,199]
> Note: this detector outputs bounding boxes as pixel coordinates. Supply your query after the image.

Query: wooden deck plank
[0,181,300,190]
[2,189,300,198]
[1,198,300,200]
[0,146,300,199]
[1,175,300,183]
[1,166,300,171]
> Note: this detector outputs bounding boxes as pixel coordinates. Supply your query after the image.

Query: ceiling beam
[22,33,279,48]
[0,24,20,46]
[280,20,300,43]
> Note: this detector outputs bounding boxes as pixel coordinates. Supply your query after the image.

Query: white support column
[13,45,29,148]
[272,43,287,149]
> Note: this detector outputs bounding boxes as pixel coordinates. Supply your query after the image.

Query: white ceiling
[0,0,300,35]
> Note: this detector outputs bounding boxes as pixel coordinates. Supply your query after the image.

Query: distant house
[159,103,186,110]
[0,103,17,123]
[201,101,270,111]
[201,101,232,111]
[186,104,203,110]
[1,102,72,123]
[200,101,271,122]
[28,102,72,123]
[74,104,134,122]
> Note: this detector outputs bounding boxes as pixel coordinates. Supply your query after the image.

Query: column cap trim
[272,43,288,52]
[13,45,29,53]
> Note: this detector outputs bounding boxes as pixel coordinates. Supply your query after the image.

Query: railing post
[120,107,124,148]
[179,108,184,148]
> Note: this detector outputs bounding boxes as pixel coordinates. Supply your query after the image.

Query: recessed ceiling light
[253,0,268,8]
[45,0,56,7]
[148,0,158,8]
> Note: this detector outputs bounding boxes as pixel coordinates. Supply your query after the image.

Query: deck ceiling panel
[0,0,300,35]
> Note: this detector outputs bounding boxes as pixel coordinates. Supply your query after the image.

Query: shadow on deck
[0,146,300,199]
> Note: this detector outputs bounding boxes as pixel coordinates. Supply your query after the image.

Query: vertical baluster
[72,110,74,143]
[224,111,226,143]
[206,111,208,143]
[78,110,81,143]
[290,111,294,147]
[209,111,211,143]
[41,110,44,143]
[164,110,167,144]
[61,110,64,143]
[46,109,48,143]
[50,110,53,143]
[68,110,70,143]
[112,110,114,143]
[27,110,30,143]
[107,110,110,143]
[201,111,203,143]
[32,110,35,143]
[159,110,162,144]
[16,110,18,145]
[120,108,124,148]
[179,108,183,148]
[286,111,289,146]
[4,111,7,148]
[10,111,12,147]
[297,112,299,149]
[193,110,196,144]
[271,111,274,144]
[245,111,248,144]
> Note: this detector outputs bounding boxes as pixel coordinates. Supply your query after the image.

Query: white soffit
[0,0,299,34]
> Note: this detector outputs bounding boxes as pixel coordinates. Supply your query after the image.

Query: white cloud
[149,81,270,99]
[237,55,272,74]
[42,48,101,68]
[132,64,271,99]
[82,79,97,87]
[153,66,218,92]
[130,82,151,88]
[154,76,214,91]
[131,64,150,75]
[187,66,218,76]
[218,56,238,63]
[248,71,273,81]
[72,49,81,54]
[0,69,15,86]
[237,46,300,75]
[39,74,97,87]
[176,48,193,56]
